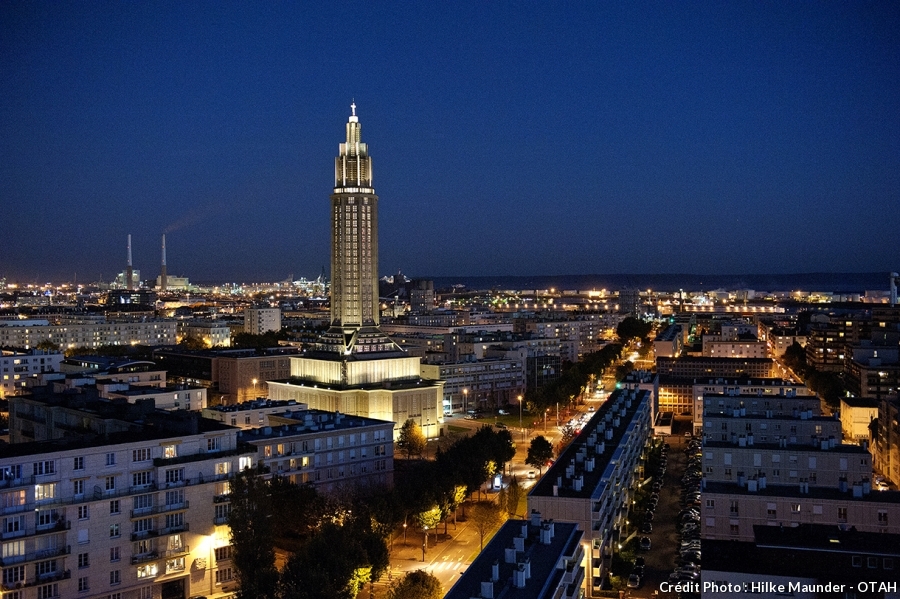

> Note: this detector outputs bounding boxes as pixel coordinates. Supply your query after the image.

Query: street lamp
[463,388,468,414]
[403,519,407,545]
[422,526,429,562]
[251,378,258,399]
[518,395,524,443]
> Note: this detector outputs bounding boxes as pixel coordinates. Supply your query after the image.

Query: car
[627,574,642,589]
[640,522,653,534]
[632,565,645,578]
[498,409,509,415]
[633,557,645,568]
[527,470,536,480]
[495,422,507,429]
[639,536,652,550]
[588,406,595,412]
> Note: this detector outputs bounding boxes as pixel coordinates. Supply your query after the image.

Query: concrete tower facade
[268,104,444,439]
[318,104,402,357]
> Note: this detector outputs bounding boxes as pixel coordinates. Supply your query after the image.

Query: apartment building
[528,388,653,597]
[692,382,815,435]
[0,410,250,599]
[240,409,395,494]
[242,308,281,336]
[201,399,307,430]
[444,512,584,599]
[0,320,176,350]
[420,358,525,414]
[701,338,768,359]
[701,396,900,544]
[176,322,232,349]
[0,351,63,399]
[656,356,774,379]
[653,324,682,358]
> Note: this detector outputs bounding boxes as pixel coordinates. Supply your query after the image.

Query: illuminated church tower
[268,104,444,439]
[317,102,403,357]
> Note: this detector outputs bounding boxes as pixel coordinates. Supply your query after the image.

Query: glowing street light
[518,395,524,443]
[463,388,468,415]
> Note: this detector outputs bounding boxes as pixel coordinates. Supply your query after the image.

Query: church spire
[335,103,371,189]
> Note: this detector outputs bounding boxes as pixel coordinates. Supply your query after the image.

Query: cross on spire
[350,101,356,117]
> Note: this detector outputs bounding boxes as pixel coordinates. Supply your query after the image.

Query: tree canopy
[397,419,426,459]
[616,316,652,343]
[470,501,503,550]
[387,570,442,599]
[526,436,554,474]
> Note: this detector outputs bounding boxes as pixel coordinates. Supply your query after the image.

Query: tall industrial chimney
[160,234,168,292]
[891,272,899,305]
[126,234,134,290]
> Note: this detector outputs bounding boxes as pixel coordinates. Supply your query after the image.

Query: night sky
[2,2,898,284]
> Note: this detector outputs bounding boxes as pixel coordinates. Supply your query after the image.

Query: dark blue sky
[2,2,898,283]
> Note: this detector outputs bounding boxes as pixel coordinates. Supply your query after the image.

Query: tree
[506,475,522,519]
[227,470,279,599]
[178,333,207,350]
[616,317,652,344]
[268,477,323,551]
[526,436,554,475]
[782,341,808,375]
[387,570,442,599]
[497,485,508,517]
[278,523,378,599]
[470,501,502,550]
[35,339,60,351]
[416,505,442,550]
[614,360,634,382]
[397,419,426,459]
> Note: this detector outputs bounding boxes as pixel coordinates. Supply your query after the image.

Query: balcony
[130,501,189,519]
[159,522,189,536]
[34,568,72,585]
[0,475,36,490]
[161,545,189,559]
[131,552,159,565]
[131,529,160,542]
[0,544,71,567]
[0,521,66,542]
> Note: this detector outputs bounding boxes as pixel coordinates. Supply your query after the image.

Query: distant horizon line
[2,270,896,284]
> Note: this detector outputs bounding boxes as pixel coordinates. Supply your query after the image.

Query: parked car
[627,574,642,589]
[639,536,652,551]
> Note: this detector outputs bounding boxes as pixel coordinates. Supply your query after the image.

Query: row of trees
[525,342,624,413]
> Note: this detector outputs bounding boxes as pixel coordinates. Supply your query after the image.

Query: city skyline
[2,2,898,282]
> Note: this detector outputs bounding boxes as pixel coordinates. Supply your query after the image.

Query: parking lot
[624,421,700,597]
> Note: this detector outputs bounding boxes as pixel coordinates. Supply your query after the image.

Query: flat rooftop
[703,481,900,504]
[238,409,393,442]
[530,388,651,500]
[444,517,581,599]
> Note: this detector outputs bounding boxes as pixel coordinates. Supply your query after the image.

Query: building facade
[0,412,251,599]
[0,320,176,351]
[527,388,653,596]
[0,351,63,399]
[243,308,281,336]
